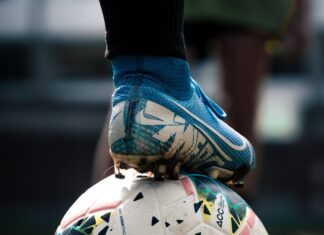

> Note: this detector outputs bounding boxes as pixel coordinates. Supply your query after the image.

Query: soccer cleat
[109,57,256,186]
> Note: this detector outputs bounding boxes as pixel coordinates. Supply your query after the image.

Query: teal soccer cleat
[109,56,256,186]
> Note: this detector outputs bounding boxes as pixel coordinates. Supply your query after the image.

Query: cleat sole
[111,152,182,181]
[112,151,247,187]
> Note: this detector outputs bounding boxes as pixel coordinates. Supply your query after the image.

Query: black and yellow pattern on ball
[188,174,247,234]
[57,212,114,235]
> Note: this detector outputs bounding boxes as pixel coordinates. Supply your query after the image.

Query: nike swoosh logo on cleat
[170,100,247,151]
[136,101,185,126]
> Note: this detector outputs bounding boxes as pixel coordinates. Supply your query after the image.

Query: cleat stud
[158,164,167,175]
[224,180,234,188]
[115,173,125,179]
[234,180,245,188]
[114,163,126,179]
[234,183,244,188]
[154,174,165,181]
[169,174,179,180]
[169,162,181,180]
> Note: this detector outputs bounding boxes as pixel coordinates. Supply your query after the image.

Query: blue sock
[111,55,192,99]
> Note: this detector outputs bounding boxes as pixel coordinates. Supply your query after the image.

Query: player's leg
[219,31,268,195]
[91,110,113,184]
[99,0,256,184]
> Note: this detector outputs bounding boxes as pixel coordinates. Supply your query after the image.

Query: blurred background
[1,0,324,234]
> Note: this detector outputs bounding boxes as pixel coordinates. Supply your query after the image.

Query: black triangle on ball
[194,201,203,213]
[203,205,211,215]
[151,216,159,226]
[101,212,111,223]
[133,192,144,201]
[176,219,184,224]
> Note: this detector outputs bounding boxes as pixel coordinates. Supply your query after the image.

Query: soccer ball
[56,170,268,235]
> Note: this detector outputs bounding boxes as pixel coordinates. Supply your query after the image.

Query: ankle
[111,55,192,99]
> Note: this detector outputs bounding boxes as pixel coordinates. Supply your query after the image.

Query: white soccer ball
[56,170,268,235]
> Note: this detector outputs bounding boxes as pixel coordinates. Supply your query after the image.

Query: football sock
[99,0,186,59]
[111,55,192,99]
